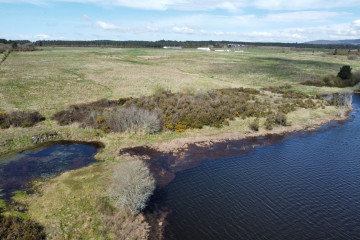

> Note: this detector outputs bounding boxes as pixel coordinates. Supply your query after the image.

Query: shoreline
[122,110,350,158]
[120,110,351,240]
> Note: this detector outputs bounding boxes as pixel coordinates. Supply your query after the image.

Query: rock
[32,132,59,144]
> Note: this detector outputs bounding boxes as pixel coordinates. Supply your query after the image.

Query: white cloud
[17,33,65,40]
[95,21,129,31]
[160,19,360,42]
[82,14,91,21]
[264,11,349,23]
[144,26,159,32]
[172,26,194,34]
[353,19,360,28]
[251,0,360,11]
[238,22,360,42]
[146,10,349,34]
[35,34,51,39]
[2,0,360,11]
[133,26,160,34]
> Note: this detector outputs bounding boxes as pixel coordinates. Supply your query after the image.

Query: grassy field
[1,47,359,117]
[0,47,358,239]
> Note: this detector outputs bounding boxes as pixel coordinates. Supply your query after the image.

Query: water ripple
[162,95,360,240]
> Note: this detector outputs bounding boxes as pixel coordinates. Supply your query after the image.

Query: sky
[0,0,360,42]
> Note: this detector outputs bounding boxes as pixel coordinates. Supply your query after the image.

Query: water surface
[160,95,360,240]
[0,141,100,200]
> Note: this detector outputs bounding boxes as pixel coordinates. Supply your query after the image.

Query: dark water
[0,141,100,201]
[161,95,360,240]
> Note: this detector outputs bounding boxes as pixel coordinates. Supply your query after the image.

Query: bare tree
[328,91,353,107]
[109,161,155,215]
[105,106,162,134]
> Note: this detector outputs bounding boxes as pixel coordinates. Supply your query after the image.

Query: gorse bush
[109,161,155,215]
[249,118,259,131]
[52,87,328,133]
[124,88,263,131]
[0,111,45,129]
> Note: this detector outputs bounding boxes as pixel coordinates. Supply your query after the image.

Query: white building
[163,46,182,49]
[197,47,211,51]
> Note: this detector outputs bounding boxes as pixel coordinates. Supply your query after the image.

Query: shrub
[274,112,287,126]
[337,65,352,80]
[17,43,37,51]
[9,111,45,127]
[352,71,360,85]
[265,112,287,129]
[53,87,311,133]
[264,117,274,130]
[262,85,292,94]
[282,91,309,99]
[109,161,155,215]
[0,215,46,240]
[302,72,359,88]
[105,106,162,134]
[0,44,11,54]
[0,111,44,128]
[249,118,259,131]
[0,112,10,129]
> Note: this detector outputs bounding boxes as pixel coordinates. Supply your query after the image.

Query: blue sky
[1,0,360,42]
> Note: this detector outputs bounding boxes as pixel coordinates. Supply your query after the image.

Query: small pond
[0,141,101,201]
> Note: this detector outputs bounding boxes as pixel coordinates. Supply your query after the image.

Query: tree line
[34,40,360,50]
[1,38,359,50]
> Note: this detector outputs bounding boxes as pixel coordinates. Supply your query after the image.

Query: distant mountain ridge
[305,39,360,46]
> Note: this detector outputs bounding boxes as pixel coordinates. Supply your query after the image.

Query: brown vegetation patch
[0,214,46,240]
[0,111,45,129]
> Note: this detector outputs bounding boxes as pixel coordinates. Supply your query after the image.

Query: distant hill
[305,39,360,46]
